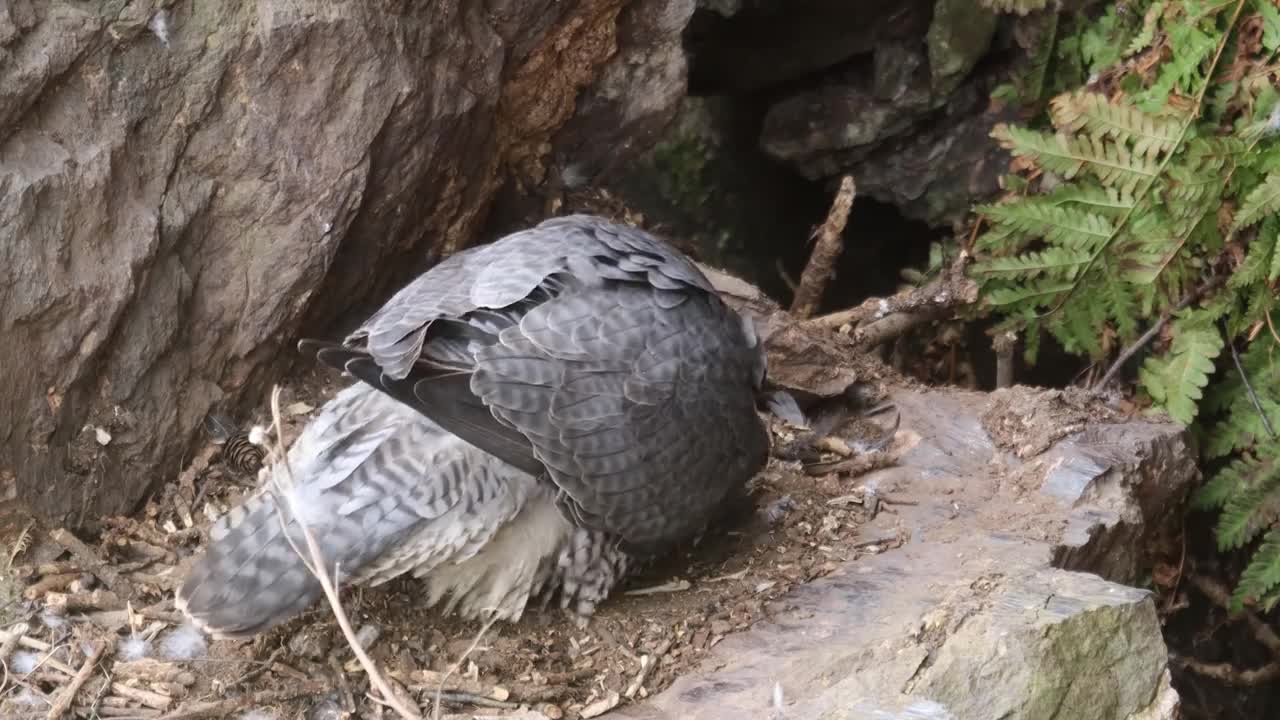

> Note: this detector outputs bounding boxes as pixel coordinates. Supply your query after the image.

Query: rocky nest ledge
[0,290,1192,720]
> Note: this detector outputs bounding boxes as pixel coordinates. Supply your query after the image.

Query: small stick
[0,622,29,660]
[50,528,136,601]
[1092,277,1220,391]
[263,386,421,720]
[45,589,123,613]
[434,691,520,709]
[46,637,113,719]
[790,175,855,319]
[110,682,173,709]
[431,615,499,720]
[13,562,82,581]
[152,683,329,720]
[993,330,1016,388]
[1188,573,1280,654]
[1171,655,1280,686]
[23,573,80,600]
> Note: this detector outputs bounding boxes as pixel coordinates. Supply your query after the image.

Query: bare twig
[790,175,855,318]
[46,637,113,720]
[110,682,173,709]
[1171,655,1280,685]
[0,622,28,664]
[1188,573,1280,655]
[263,386,421,720]
[805,251,977,351]
[434,690,520,709]
[1092,278,1219,391]
[22,574,78,601]
[152,683,329,720]
[431,614,500,720]
[1224,319,1277,439]
[993,330,1016,389]
[49,528,136,602]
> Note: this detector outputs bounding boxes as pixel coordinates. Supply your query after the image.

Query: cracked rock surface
[0,0,692,531]
[614,386,1189,720]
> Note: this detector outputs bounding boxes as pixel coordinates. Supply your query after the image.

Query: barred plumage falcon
[176,215,774,638]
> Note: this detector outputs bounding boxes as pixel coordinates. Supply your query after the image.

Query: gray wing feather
[176,384,535,637]
[340,215,767,551]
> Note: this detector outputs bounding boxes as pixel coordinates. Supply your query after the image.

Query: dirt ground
[1,352,911,720]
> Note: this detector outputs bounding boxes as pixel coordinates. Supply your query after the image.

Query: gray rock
[927,0,999,95]
[686,0,933,93]
[0,0,689,530]
[616,385,1186,719]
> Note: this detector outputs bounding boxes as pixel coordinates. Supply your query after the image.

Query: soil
[1,358,908,720]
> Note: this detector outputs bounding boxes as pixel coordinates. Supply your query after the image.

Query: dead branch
[110,682,173,709]
[790,175,855,319]
[435,691,520,709]
[1092,277,1220,392]
[804,251,978,350]
[50,528,137,602]
[45,589,123,614]
[1171,655,1280,686]
[114,659,196,686]
[1188,573,1280,655]
[993,330,1016,388]
[22,573,79,601]
[431,615,500,720]
[0,622,29,661]
[13,562,81,581]
[152,682,329,720]
[46,637,113,720]
[263,385,422,720]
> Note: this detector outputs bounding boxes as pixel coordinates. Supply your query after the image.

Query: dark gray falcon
[176,214,773,637]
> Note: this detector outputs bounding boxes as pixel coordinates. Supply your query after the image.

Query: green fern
[1234,527,1280,610]
[1231,172,1280,231]
[992,124,1161,193]
[1049,91,1183,160]
[1137,316,1223,424]
[1125,2,1167,57]
[975,0,1280,610]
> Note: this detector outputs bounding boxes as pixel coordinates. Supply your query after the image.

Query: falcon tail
[175,384,422,638]
[176,383,629,638]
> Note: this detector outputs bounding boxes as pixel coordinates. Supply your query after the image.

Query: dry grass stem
[263,385,422,720]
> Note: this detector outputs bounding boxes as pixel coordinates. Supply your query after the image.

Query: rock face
[614,384,1190,719]
[751,0,1014,227]
[678,1,1093,228]
[0,0,692,531]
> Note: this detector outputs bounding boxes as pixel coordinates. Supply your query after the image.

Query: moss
[650,135,717,221]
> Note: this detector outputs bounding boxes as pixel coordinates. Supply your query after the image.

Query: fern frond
[992,124,1160,192]
[984,278,1077,307]
[1140,21,1216,110]
[1195,456,1251,510]
[1125,2,1166,57]
[1234,527,1280,610]
[1216,453,1280,550]
[1231,172,1280,232]
[1050,91,1183,160]
[1259,0,1280,52]
[979,201,1115,250]
[1043,184,1136,215]
[971,248,1094,280]
[1139,319,1223,424]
